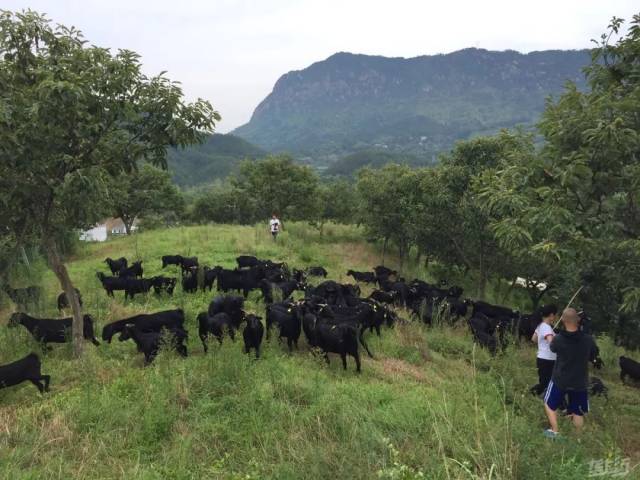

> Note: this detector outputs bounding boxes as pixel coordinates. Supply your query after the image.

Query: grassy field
[0,223,638,479]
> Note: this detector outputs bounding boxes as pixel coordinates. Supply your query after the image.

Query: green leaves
[0,9,219,241]
[231,155,321,223]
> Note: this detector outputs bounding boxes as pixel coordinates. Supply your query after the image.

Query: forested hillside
[324,150,429,176]
[168,134,266,186]
[234,48,589,160]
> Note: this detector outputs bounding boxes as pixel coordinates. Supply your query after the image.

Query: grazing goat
[8,312,100,347]
[0,353,50,393]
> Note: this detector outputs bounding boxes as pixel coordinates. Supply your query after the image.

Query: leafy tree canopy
[0,10,219,355]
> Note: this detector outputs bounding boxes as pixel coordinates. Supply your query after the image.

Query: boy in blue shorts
[543,308,597,438]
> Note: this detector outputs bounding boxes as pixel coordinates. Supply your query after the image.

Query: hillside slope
[0,224,638,479]
[168,133,266,186]
[234,49,589,159]
[324,149,431,176]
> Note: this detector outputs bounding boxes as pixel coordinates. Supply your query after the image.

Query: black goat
[151,276,177,295]
[182,268,199,293]
[236,255,259,268]
[368,290,397,305]
[302,313,361,372]
[120,324,188,365]
[9,312,100,347]
[101,309,185,343]
[346,270,377,284]
[265,303,301,351]
[243,314,264,358]
[105,257,127,275]
[198,311,245,351]
[306,266,328,277]
[56,288,83,311]
[162,255,183,268]
[118,261,143,278]
[620,356,640,384]
[124,278,154,299]
[180,256,199,274]
[0,353,50,393]
[96,272,128,297]
[203,266,222,291]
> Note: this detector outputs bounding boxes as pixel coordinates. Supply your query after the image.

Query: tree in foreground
[480,15,640,339]
[0,10,219,356]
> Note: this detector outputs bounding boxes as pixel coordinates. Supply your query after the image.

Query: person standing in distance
[269,214,281,241]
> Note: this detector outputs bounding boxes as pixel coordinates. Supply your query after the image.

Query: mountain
[233,48,590,159]
[168,133,266,186]
[324,150,430,177]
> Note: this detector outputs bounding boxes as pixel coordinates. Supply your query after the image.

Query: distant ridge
[168,133,266,187]
[233,48,590,161]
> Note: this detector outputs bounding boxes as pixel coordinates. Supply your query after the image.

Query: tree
[411,133,528,298]
[0,10,219,356]
[109,164,184,234]
[356,165,422,268]
[231,155,320,223]
[190,184,257,225]
[480,15,640,340]
[313,179,357,234]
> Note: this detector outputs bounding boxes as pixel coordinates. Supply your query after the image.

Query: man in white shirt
[531,304,558,395]
[269,214,281,241]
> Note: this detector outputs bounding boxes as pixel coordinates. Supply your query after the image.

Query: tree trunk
[123,216,133,235]
[43,236,83,357]
[501,277,518,304]
[398,241,409,273]
[529,284,549,310]
[381,237,388,265]
[477,242,486,300]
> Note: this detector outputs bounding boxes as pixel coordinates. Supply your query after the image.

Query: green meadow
[0,224,638,479]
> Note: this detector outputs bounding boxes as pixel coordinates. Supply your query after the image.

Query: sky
[3,1,638,132]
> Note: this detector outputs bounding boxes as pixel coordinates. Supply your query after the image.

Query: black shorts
[536,358,555,390]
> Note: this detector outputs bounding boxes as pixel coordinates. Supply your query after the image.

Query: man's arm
[531,332,538,343]
[549,334,562,354]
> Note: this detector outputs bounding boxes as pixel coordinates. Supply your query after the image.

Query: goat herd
[2,254,640,398]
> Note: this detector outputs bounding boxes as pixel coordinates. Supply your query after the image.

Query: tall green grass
[0,223,638,479]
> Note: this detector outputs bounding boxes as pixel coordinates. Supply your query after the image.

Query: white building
[79,218,138,242]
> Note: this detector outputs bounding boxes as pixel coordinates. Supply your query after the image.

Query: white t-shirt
[535,322,556,361]
[270,218,280,233]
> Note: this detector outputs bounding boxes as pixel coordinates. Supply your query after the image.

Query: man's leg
[567,391,588,432]
[571,414,584,431]
[544,403,559,433]
[544,380,561,433]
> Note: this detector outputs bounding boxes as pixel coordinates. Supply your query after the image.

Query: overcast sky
[3,1,638,132]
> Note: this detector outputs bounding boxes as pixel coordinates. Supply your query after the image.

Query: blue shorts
[544,380,589,416]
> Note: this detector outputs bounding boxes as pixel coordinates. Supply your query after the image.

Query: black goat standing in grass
[119,324,188,366]
[243,314,264,358]
[0,353,50,393]
[8,312,100,348]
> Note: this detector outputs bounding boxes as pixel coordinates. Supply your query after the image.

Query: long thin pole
[553,286,584,329]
